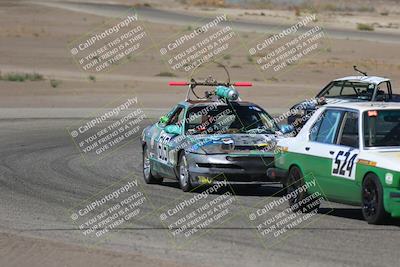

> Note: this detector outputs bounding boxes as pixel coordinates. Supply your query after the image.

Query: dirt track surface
[0,115,399,267]
[37,1,400,43]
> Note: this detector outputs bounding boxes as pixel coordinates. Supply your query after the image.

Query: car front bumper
[187,153,276,185]
[384,188,400,217]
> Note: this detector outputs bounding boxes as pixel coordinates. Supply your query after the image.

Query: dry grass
[0,72,44,82]
[357,23,374,31]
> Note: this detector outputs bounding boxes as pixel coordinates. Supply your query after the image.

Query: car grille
[196,163,242,169]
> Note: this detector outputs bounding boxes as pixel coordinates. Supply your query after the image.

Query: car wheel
[178,153,192,192]
[362,174,388,224]
[287,166,320,213]
[143,145,163,184]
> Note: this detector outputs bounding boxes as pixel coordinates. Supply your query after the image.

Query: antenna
[353,65,368,76]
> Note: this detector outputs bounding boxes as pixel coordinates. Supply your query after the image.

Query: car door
[153,105,185,178]
[300,108,346,199]
[148,107,174,163]
[329,110,360,203]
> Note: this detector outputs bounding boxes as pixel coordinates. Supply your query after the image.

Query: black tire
[142,145,163,184]
[286,166,320,213]
[362,173,388,224]
[244,184,262,191]
[178,152,193,192]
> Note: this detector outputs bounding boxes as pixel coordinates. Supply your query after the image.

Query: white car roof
[325,102,400,112]
[334,76,390,84]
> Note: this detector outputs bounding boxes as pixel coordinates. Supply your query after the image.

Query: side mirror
[159,115,169,124]
[165,125,182,135]
[280,124,295,134]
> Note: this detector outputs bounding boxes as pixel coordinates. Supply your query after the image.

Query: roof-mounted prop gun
[168,79,252,101]
[168,63,252,101]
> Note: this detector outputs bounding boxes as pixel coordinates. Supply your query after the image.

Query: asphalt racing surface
[0,117,399,267]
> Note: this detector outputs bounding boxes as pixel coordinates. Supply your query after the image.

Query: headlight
[201,144,225,154]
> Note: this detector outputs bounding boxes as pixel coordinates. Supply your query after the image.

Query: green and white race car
[268,102,400,224]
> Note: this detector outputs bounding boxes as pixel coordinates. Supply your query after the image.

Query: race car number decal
[331,150,358,180]
[157,132,172,163]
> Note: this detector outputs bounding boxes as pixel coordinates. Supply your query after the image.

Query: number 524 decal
[331,150,359,180]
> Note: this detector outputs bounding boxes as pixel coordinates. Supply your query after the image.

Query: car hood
[187,133,278,155]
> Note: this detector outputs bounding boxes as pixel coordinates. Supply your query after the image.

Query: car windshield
[364,109,400,147]
[320,81,375,100]
[185,104,278,135]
